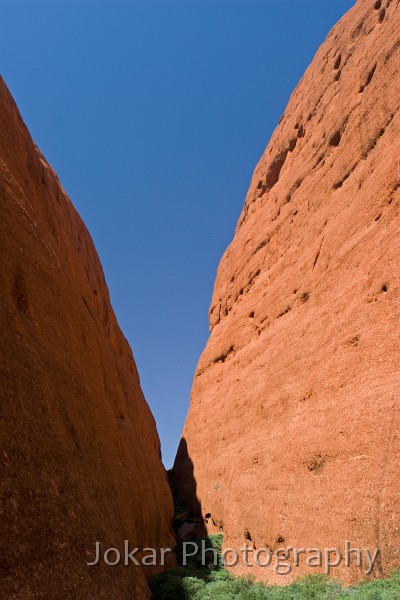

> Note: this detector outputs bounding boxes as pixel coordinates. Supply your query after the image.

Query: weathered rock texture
[172,0,400,584]
[0,78,174,599]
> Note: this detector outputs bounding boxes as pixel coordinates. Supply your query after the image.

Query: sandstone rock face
[0,78,174,599]
[172,0,400,584]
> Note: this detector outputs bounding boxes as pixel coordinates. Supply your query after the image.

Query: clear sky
[0,0,354,469]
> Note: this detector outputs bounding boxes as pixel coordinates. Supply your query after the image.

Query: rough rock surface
[0,78,174,599]
[171,0,400,585]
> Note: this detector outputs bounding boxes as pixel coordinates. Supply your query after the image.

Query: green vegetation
[151,535,400,600]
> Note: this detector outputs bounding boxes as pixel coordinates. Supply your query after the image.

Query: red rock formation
[172,0,400,585]
[0,78,174,599]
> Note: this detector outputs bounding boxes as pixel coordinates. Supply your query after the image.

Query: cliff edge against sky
[172,0,400,584]
[0,77,174,600]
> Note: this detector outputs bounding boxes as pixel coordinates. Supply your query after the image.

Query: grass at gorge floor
[151,535,400,600]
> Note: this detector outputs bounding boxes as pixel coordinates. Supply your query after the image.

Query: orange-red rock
[0,78,174,599]
[172,0,400,585]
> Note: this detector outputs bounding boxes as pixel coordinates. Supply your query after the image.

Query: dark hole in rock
[334,53,342,69]
[365,63,377,87]
[276,536,285,544]
[12,278,29,314]
[264,138,298,191]
[329,129,341,147]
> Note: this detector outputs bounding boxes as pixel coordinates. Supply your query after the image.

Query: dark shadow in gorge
[153,440,223,600]
[168,437,206,539]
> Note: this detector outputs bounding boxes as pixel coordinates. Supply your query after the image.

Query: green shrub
[150,537,400,600]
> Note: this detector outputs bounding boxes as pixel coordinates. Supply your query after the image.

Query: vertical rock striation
[172,0,400,584]
[0,78,174,599]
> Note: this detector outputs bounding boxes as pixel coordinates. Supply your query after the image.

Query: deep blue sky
[0,1,353,468]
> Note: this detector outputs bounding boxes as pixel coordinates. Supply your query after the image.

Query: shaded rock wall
[0,77,174,599]
[172,0,400,584]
